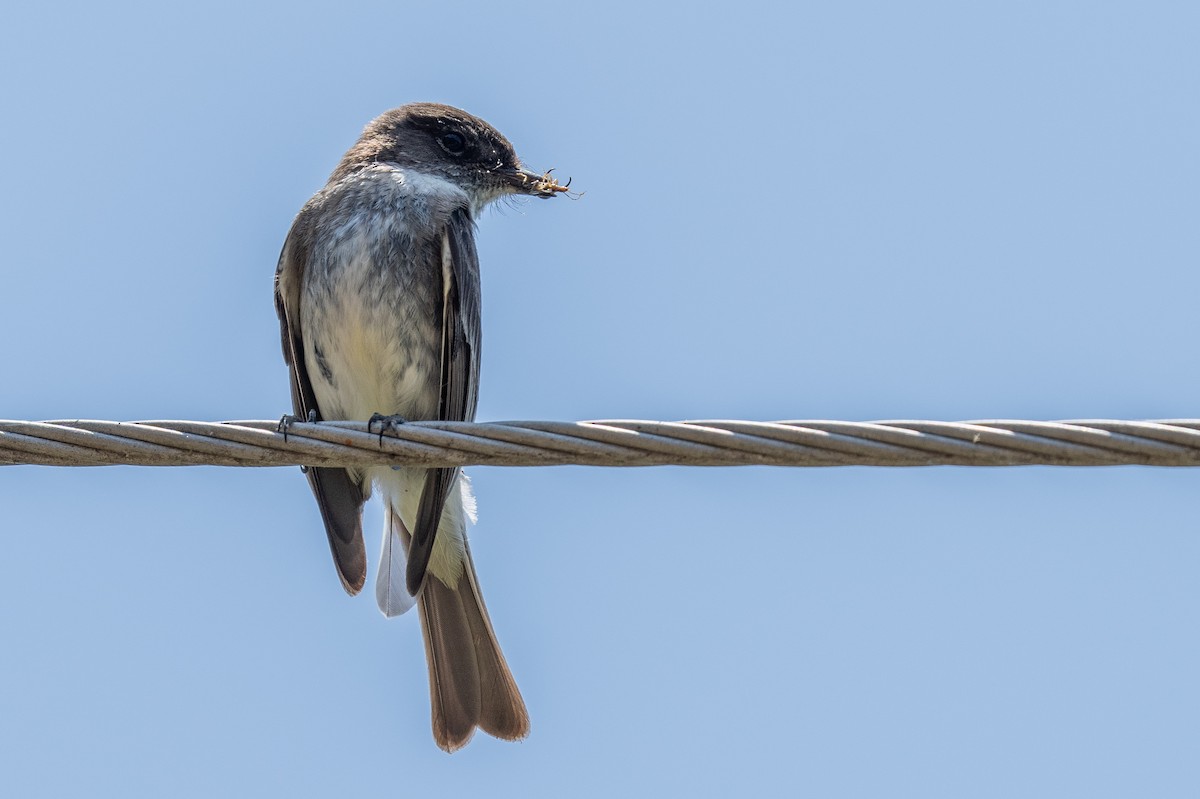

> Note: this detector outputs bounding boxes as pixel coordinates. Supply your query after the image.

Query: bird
[273,102,566,751]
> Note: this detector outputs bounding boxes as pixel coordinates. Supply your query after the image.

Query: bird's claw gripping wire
[368,413,409,447]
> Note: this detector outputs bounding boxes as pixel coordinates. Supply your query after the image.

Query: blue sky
[2,1,1199,796]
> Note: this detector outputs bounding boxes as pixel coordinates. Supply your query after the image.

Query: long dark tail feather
[417,541,529,752]
[306,465,367,594]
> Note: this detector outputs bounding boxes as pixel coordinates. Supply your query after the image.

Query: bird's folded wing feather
[275,210,367,594]
[405,207,482,595]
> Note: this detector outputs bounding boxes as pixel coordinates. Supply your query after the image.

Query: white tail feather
[376,504,416,617]
[373,469,478,616]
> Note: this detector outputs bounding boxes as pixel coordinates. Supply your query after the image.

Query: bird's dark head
[331,103,567,206]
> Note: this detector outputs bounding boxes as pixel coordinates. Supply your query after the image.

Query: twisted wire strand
[2,419,1200,468]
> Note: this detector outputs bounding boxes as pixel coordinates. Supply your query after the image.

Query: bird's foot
[278,411,318,471]
[368,413,408,447]
[277,410,318,438]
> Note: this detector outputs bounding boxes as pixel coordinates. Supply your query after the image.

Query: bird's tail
[375,471,528,751]
[417,541,529,752]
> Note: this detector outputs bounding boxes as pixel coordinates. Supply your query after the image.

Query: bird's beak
[503,167,570,198]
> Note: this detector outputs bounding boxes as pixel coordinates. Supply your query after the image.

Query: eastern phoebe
[274,103,565,751]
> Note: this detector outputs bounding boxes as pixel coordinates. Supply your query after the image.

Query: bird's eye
[437,132,467,156]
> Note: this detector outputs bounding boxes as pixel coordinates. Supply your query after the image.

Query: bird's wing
[275,209,368,594]
[405,207,482,595]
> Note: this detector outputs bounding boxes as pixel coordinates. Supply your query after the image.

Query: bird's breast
[299,173,459,423]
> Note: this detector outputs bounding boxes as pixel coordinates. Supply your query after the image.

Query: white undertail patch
[373,468,476,616]
[376,504,416,617]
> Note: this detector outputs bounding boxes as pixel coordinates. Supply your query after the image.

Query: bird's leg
[277,410,316,440]
[276,414,296,437]
[368,412,408,447]
[278,410,318,471]
[278,408,318,435]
